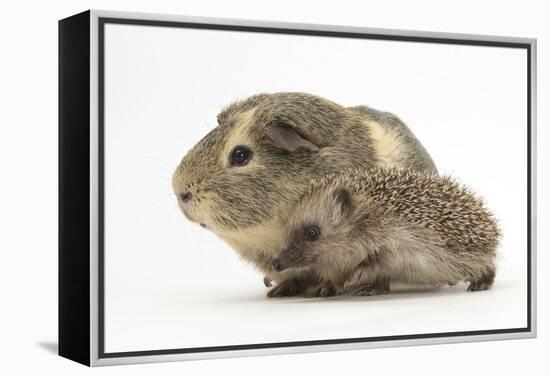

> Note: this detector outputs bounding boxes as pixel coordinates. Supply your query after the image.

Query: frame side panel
[58,10,91,366]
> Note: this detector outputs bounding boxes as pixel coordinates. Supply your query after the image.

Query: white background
[103,21,527,352]
[0,0,547,375]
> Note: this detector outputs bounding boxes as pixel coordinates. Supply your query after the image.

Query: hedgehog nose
[178,191,192,203]
[272,258,285,272]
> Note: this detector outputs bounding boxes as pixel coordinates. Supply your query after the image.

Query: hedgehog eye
[229,145,253,167]
[305,226,320,241]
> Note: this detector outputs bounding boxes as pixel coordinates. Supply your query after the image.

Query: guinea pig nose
[272,258,285,272]
[178,191,192,203]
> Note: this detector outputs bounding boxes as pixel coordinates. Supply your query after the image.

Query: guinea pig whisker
[157,192,177,201]
[187,93,216,128]
[151,175,171,180]
[140,156,178,171]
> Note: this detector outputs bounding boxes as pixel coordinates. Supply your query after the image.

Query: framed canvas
[59,9,537,366]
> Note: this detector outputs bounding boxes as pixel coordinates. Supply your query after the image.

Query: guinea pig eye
[305,226,320,241]
[229,145,252,167]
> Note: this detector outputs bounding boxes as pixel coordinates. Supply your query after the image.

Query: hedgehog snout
[272,258,286,272]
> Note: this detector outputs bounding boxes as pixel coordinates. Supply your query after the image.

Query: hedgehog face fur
[273,187,369,285]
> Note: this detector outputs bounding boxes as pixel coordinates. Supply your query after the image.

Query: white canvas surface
[103,23,527,352]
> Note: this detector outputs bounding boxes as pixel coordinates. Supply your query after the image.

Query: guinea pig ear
[266,123,319,152]
[333,187,352,217]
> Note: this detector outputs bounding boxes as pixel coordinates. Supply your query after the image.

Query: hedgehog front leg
[344,258,391,296]
[344,262,370,288]
[374,276,391,294]
[351,276,391,296]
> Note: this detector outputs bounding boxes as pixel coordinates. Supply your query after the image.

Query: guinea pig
[172,92,437,297]
[272,167,500,297]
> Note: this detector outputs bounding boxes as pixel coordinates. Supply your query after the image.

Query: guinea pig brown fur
[273,167,500,297]
[172,92,437,297]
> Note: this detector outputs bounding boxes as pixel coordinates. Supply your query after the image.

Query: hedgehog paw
[304,284,337,298]
[352,276,390,296]
[263,276,273,287]
[467,281,493,292]
[267,279,305,297]
[467,270,495,292]
[351,283,377,296]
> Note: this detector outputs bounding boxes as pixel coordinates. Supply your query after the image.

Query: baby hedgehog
[271,167,501,297]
